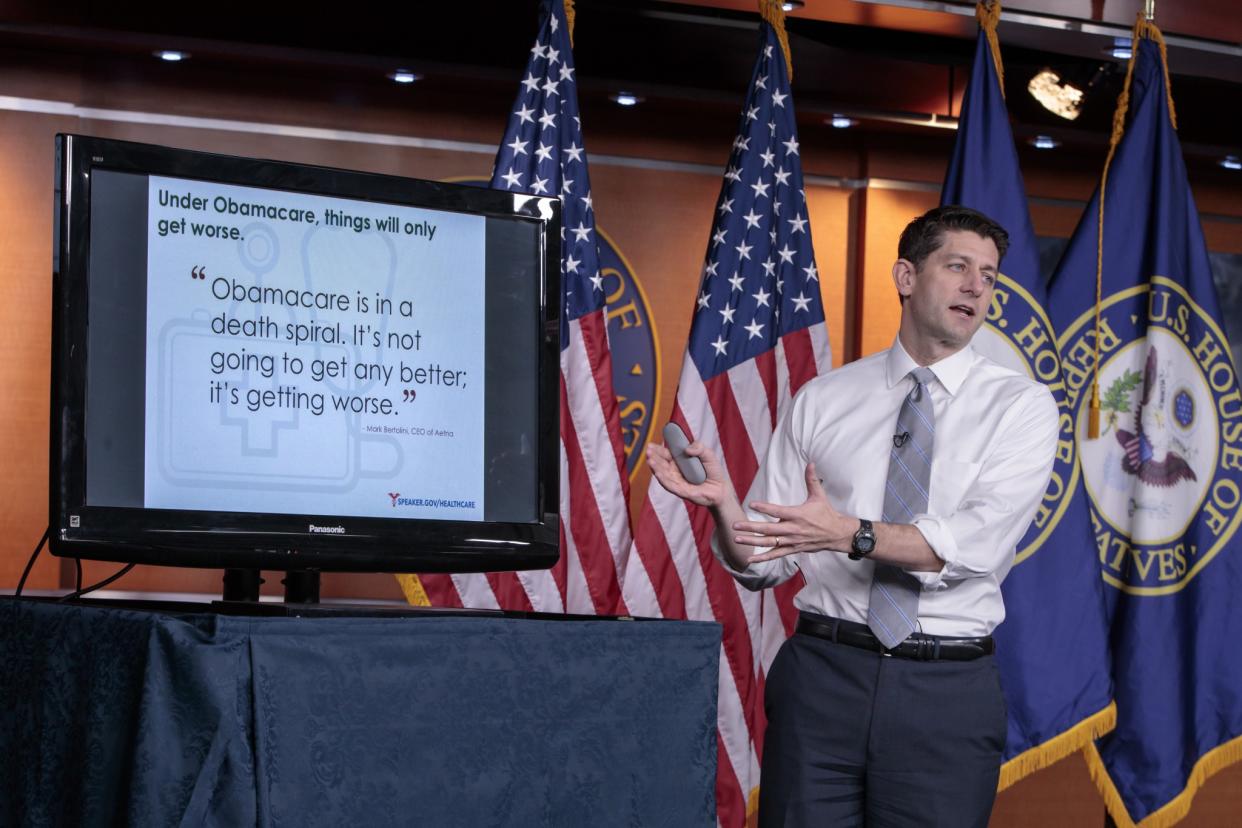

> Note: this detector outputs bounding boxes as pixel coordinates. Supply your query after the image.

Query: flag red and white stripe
[624,329,830,823]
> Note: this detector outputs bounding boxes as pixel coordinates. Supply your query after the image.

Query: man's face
[894,229,999,357]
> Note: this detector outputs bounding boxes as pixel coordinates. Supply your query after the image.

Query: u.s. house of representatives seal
[596,228,659,478]
[1058,276,1242,595]
[971,274,1080,567]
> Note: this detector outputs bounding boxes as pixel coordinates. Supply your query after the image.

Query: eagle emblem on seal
[1115,346,1197,488]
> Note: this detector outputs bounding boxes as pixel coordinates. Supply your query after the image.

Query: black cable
[74,558,83,592]
[60,563,136,602]
[14,528,50,598]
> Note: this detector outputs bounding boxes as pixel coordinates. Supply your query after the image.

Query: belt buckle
[880,647,893,658]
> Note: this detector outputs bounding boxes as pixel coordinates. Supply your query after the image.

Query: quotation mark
[402,390,417,402]
[190,266,208,280]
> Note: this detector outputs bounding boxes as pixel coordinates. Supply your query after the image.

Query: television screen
[50,134,561,573]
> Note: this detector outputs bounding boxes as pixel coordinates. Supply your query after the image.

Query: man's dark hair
[897,205,1010,270]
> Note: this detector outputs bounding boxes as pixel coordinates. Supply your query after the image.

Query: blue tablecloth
[0,598,719,827]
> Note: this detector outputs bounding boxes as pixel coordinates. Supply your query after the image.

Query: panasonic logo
[308,524,346,534]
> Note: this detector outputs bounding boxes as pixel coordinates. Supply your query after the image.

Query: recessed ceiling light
[1221,155,1242,171]
[1028,69,1084,120]
[1030,135,1061,150]
[388,70,421,84]
[611,92,642,107]
[153,50,189,62]
[1110,37,1133,60]
[828,114,855,129]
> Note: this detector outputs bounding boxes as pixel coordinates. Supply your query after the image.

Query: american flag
[622,18,831,826]
[419,0,631,616]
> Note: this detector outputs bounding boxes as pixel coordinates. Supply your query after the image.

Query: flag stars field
[679,18,823,369]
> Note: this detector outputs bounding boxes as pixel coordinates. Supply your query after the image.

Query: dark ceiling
[0,0,1239,164]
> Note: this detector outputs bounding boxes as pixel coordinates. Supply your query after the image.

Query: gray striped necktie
[869,366,936,649]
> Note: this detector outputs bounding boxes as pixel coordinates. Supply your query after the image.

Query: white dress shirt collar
[885,336,976,397]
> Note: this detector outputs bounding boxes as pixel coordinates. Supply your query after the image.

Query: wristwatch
[848,519,876,561]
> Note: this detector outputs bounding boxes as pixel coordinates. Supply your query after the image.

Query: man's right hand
[647,437,759,573]
[646,439,732,509]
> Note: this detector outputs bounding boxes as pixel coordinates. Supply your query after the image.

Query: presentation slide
[142,175,486,521]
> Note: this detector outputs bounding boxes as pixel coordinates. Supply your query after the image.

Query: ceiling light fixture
[153,50,189,62]
[611,92,641,107]
[1221,155,1242,171]
[388,70,421,84]
[1110,37,1133,60]
[1028,69,1085,120]
[829,114,856,129]
[1030,135,1061,150]
[782,1,805,11]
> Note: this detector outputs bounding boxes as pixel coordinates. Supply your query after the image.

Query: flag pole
[1086,12,1175,439]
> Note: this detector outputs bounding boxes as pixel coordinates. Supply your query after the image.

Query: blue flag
[940,11,1114,788]
[1047,27,1242,826]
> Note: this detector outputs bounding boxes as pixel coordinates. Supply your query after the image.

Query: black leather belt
[795,614,994,661]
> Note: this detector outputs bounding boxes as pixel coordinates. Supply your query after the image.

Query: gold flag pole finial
[758,0,794,84]
[976,2,1005,95]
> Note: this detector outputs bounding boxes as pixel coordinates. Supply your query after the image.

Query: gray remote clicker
[662,423,707,485]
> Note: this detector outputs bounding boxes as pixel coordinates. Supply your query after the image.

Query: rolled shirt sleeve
[908,383,1060,590]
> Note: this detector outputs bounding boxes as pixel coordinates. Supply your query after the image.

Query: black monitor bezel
[50,134,561,573]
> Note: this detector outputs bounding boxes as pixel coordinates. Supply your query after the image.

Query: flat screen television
[50,134,561,574]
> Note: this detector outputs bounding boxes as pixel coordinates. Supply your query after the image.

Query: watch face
[850,520,875,560]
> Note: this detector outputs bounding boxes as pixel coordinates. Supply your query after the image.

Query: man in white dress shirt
[648,206,1058,827]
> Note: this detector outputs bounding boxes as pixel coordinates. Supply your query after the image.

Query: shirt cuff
[708,534,794,590]
[907,514,957,591]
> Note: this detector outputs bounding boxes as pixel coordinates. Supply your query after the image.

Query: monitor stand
[222,568,263,602]
[219,568,320,604]
[281,570,320,604]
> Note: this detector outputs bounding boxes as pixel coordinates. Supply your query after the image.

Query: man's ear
[892,258,916,300]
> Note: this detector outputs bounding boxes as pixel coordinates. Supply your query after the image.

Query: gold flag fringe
[565,0,575,46]
[976,1,1004,96]
[1085,734,1242,827]
[1087,15,1177,439]
[758,0,793,84]
[395,573,432,606]
[745,785,761,827]
[997,702,1117,791]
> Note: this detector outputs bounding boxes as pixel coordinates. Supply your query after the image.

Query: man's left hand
[735,463,853,562]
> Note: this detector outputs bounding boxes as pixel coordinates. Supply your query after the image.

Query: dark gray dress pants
[758,626,1007,827]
